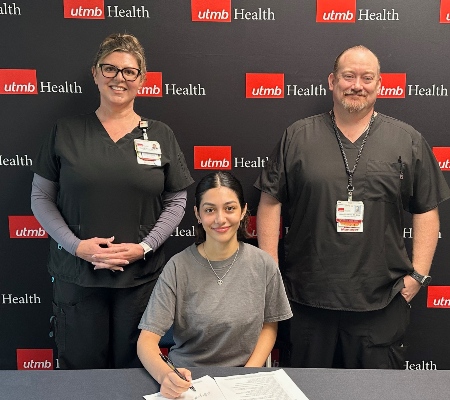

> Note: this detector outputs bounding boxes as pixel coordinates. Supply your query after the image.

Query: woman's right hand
[160,368,193,399]
[75,236,127,272]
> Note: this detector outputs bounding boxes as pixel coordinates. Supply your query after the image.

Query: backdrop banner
[1,0,450,370]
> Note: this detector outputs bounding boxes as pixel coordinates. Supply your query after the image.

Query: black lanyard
[330,110,375,201]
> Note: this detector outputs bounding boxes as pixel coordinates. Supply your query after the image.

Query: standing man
[254,45,450,369]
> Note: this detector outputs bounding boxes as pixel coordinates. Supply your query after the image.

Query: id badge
[336,200,364,232]
[134,139,162,166]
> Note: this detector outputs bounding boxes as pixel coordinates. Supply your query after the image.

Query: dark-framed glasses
[98,63,141,82]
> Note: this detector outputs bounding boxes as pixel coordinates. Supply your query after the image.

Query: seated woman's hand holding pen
[137,331,193,399]
[160,365,193,399]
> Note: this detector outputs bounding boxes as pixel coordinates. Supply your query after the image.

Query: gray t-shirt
[138,242,292,367]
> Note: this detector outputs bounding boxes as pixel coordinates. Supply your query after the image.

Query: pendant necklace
[203,243,239,285]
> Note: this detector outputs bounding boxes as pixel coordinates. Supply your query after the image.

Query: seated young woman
[137,171,292,399]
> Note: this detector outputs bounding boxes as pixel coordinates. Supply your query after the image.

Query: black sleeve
[31,123,60,182]
[162,128,194,192]
[254,129,290,204]
[408,135,450,213]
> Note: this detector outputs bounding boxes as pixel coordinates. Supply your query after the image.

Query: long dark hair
[195,171,250,244]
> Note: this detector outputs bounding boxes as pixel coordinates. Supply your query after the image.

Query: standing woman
[137,172,292,399]
[31,33,194,369]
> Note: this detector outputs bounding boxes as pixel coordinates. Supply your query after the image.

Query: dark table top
[1,367,449,400]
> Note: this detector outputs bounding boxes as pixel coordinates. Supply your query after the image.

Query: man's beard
[341,91,369,113]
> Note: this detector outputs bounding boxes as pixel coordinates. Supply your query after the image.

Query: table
[1,367,449,399]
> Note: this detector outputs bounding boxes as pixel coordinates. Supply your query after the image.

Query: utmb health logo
[191,0,231,22]
[316,0,399,23]
[377,73,406,99]
[137,72,163,97]
[17,349,54,370]
[432,147,450,171]
[316,0,356,23]
[427,286,450,308]
[194,146,232,170]
[63,0,150,19]
[0,69,38,94]
[245,73,284,98]
[63,0,104,18]
[8,216,48,238]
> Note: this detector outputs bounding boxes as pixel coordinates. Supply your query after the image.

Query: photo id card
[336,200,364,232]
[134,139,162,166]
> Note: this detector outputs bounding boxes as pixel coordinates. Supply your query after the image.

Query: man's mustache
[344,90,368,97]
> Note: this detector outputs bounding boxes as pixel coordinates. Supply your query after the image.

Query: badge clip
[347,184,354,201]
[139,120,149,140]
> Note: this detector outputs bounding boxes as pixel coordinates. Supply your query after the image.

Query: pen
[398,156,404,180]
[159,352,196,392]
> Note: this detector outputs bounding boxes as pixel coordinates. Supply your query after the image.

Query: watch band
[139,242,153,260]
[409,270,432,287]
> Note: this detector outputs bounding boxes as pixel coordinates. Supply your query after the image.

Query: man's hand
[400,274,421,303]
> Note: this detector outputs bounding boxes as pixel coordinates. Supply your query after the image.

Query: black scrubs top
[255,113,450,311]
[32,113,194,288]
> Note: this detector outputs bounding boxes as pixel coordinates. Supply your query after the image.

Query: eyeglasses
[98,64,141,82]
[338,73,377,85]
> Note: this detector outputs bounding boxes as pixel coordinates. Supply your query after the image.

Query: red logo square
[377,73,406,99]
[191,0,231,22]
[17,349,54,370]
[246,73,284,98]
[0,69,38,95]
[432,147,450,171]
[193,146,232,170]
[63,0,105,19]
[137,72,163,97]
[427,286,450,308]
[8,216,48,238]
[316,0,356,23]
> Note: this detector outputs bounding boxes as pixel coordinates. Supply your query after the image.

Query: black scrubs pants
[288,293,410,369]
[51,278,156,369]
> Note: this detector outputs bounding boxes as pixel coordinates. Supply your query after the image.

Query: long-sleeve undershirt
[31,173,187,256]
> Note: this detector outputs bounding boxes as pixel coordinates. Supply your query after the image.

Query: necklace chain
[203,243,239,285]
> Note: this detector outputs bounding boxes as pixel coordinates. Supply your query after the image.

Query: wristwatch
[139,242,153,260]
[409,270,432,287]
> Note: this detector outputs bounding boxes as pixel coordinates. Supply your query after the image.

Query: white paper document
[215,369,309,400]
[144,369,309,400]
[143,375,226,400]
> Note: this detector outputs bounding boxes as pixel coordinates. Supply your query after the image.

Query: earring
[197,220,201,224]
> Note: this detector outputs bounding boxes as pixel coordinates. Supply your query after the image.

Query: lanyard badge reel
[331,111,374,233]
[134,120,162,166]
[139,120,149,140]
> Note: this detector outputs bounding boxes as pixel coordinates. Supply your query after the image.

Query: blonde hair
[92,33,147,77]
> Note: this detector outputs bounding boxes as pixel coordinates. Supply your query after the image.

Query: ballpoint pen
[159,352,196,392]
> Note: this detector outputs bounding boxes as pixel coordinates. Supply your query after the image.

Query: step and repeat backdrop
[2,0,450,370]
